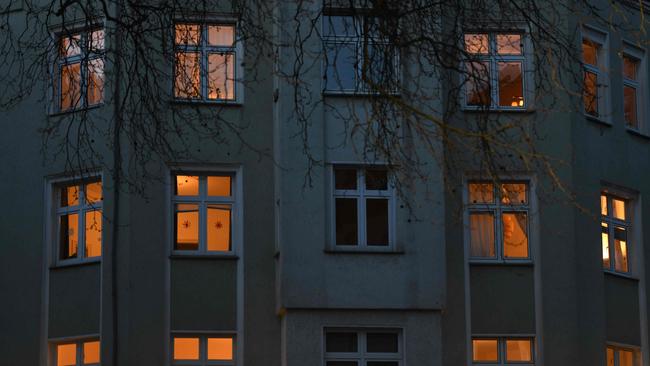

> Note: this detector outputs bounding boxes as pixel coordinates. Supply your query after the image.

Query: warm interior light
[207,337,233,360]
[601,195,608,216]
[506,339,532,361]
[612,199,626,220]
[176,204,199,249]
[472,339,498,362]
[85,210,102,257]
[83,341,100,364]
[57,343,76,366]
[207,176,232,196]
[173,338,199,360]
[176,176,199,196]
[207,205,231,251]
[601,223,610,264]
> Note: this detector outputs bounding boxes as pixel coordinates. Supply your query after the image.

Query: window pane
[61,62,82,110]
[469,183,494,203]
[175,204,199,250]
[208,25,235,46]
[503,212,528,258]
[472,339,498,362]
[326,362,357,366]
[362,42,397,89]
[89,30,104,52]
[174,52,201,98]
[175,175,199,196]
[57,343,77,366]
[601,195,608,216]
[207,205,231,252]
[60,34,81,57]
[323,15,357,37]
[497,34,522,54]
[582,40,598,65]
[466,61,490,106]
[173,337,199,360]
[61,185,80,207]
[469,213,495,257]
[366,199,389,246]
[85,210,102,258]
[83,341,100,364]
[326,332,357,352]
[366,333,398,353]
[624,86,637,128]
[613,198,626,220]
[614,227,629,273]
[623,57,637,80]
[602,223,610,269]
[501,183,527,204]
[583,71,598,116]
[325,42,357,91]
[607,347,615,366]
[87,58,104,106]
[208,53,235,100]
[365,168,388,190]
[86,182,103,204]
[498,62,524,107]
[175,24,200,45]
[208,176,231,196]
[60,213,79,259]
[506,339,532,361]
[336,198,358,245]
[464,33,489,54]
[367,363,398,366]
[619,350,634,366]
[207,337,233,360]
[335,168,357,190]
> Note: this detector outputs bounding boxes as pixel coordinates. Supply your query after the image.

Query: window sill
[462,107,535,113]
[585,114,611,126]
[170,99,242,107]
[604,270,639,281]
[48,103,104,117]
[626,127,650,140]
[322,90,401,98]
[50,258,101,270]
[170,253,239,260]
[324,247,404,254]
[469,259,533,266]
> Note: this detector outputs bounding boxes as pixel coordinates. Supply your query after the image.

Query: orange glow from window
[85,210,102,258]
[619,350,634,366]
[174,52,201,98]
[207,337,233,360]
[208,25,235,46]
[61,185,80,207]
[176,176,199,196]
[175,24,200,45]
[602,222,610,269]
[83,341,100,364]
[501,183,527,204]
[176,204,199,250]
[465,34,488,54]
[506,339,532,361]
[607,347,615,366]
[207,176,231,196]
[208,53,235,100]
[57,343,76,366]
[61,62,82,110]
[61,213,79,259]
[582,40,598,65]
[173,337,200,360]
[502,212,528,258]
[601,195,608,216]
[207,205,231,251]
[468,183,494,203]
[86,182,103,203]
[613,199,626,220]
[497,34,522,55]
[87,58,104,106]
[472,339,498,362]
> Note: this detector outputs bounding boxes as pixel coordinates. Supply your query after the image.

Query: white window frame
[471,336,535,365]
[170,169,241,257]
[171,333,236,366]
[54,178,103,266]
[621,42,647,133]
[322,11,400,94]
[601,192,634,275]
[582,25,611,122]
[465,180,532,263]
[607,343,641,366]
[50,337,101,366]
[323,328,403,366]
[52,25,105,113]
[462,30,533,110]
[172,21,244,104]
[329,165,396,251]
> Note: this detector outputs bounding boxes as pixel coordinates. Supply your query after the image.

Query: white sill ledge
[170,99,242,107]
[324,247,404,254]
[604,270,639,281]
[469,260,533,266]
[585,114,611,126]
[48,103,104,117]
[50,258,101,270]
[461,107,535,113]
[626,127,650,140]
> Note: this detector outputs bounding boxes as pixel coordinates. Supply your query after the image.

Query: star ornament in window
[182,220,191,228]
[215,221,223,229]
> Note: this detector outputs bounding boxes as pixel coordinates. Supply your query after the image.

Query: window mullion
[199,177,207,252]
[79,186,86,259]
[495,205,503,259]
[359,170,367,247]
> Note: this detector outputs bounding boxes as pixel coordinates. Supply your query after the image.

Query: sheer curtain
[470,213,495,257]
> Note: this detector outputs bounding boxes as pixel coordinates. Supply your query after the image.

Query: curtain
[470,213,495,257]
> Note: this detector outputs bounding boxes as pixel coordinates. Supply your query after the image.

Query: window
[607,345,640,366]
[582,27,609,119]
[463,32,527,109]
[601,193,631,274]
[172,334,235,365]
[472,337,534,365]
[172,174,236,254]
[56,180,103,263]
[54,339,100,365]
[323,11,399,93]
[56,28,104,111]
[621,44,646,131]
[174,23,238,101]
[324,329,402,366]
[332,166,394,249]
[467,182,530,261]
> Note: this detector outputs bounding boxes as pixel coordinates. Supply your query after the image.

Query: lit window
[607,345,640,366]
[582,27,608,119]
[472,337,534,365]
[56,28,104,111]
[172,335,234,364]
[323,11,400,93]
[601,193,632,274]
[174,23,238,101]
[467,182,530,261]
[54,339,100,366]
[56,180,103,263]
[324,329,402,366]
[332,166,394,249]
[172,173,236,254]
[463,32,526,108]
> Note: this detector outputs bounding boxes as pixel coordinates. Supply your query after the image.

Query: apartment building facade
[0,0,648,365]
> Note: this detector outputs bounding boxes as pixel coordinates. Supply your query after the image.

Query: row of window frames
[325,331,401,366]
[472,338,534,363]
